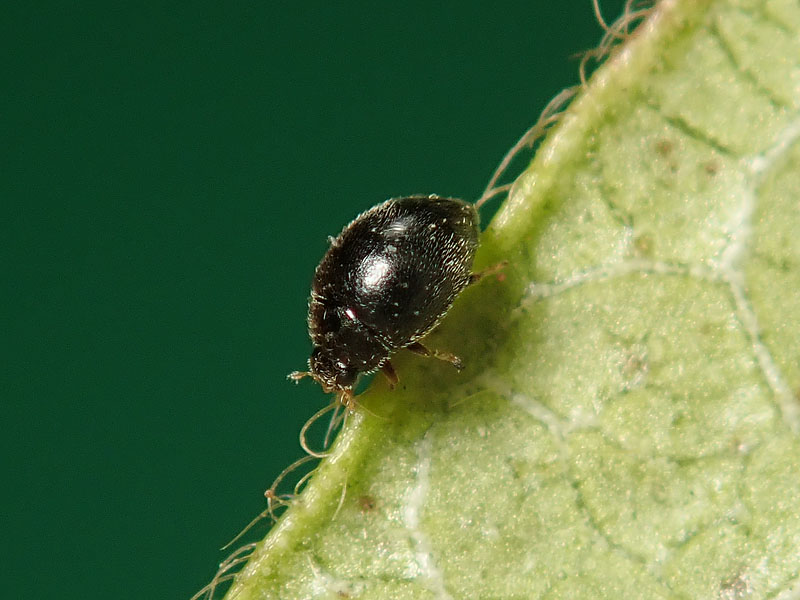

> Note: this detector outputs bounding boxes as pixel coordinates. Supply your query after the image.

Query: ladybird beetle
[290,194,502,405]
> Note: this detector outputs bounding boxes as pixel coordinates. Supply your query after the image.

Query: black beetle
[290,194,501,405]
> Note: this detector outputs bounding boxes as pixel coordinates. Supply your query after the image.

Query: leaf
[222,0,800,598]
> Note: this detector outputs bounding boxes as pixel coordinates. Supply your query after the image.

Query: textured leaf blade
[224,1,800,598]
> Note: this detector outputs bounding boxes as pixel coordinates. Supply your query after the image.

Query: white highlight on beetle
[360,254,392,291]
[384,215,413,238]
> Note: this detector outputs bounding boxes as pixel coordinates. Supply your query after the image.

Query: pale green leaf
[223,0,800,598]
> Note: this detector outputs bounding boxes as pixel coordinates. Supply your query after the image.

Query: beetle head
[309,345,359,391]
[289,346,358,396]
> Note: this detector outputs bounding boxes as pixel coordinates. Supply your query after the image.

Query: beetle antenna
[288,370,311,383]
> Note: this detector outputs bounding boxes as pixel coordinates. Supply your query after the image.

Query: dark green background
[5,2,623,598]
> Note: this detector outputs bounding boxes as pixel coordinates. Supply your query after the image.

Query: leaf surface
[226,1,800,598]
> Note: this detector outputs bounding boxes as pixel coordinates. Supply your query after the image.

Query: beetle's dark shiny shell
[306,195,479,391]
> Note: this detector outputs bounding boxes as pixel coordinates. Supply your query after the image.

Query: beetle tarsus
[469,260,508,285]
[338,389,357,411]
[407,341,463,371]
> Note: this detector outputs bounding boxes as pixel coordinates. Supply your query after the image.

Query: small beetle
[290,194,501,405]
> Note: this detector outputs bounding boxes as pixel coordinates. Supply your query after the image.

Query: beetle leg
[469,260,508,285]
[380,361,399,388]
[338,389,357,411]
[407,341,463,371]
